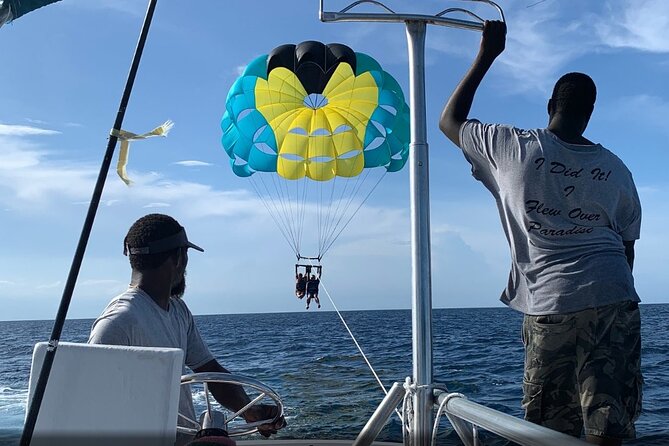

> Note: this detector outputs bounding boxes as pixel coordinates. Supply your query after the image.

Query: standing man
[439,21,642,445]
[89,213,285,440]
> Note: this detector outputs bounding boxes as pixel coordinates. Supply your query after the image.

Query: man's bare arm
[439,20,506,147]
[193,359,286,436]
[193,359,250,411]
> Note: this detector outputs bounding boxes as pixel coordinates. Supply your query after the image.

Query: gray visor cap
[125,228,204,255]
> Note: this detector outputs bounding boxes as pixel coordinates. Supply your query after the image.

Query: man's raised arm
[439,20,506,147]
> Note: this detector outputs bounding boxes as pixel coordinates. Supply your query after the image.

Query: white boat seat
[26,341,183,446]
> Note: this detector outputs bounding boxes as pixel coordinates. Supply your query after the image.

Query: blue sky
[0,0,667,321]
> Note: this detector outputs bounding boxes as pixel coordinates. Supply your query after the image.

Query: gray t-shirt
[88,287,214,421]
[459,120,641,315]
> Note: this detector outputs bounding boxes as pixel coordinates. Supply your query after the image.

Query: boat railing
[433,389,590,446]
[353,381,589,446]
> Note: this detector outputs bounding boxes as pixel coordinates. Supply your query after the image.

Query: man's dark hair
[124,214,182,271]
[551,72,596,117]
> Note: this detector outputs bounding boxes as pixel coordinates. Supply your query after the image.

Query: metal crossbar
[351,384,591,446]
[320,0,504,28]
[434,390,590,446]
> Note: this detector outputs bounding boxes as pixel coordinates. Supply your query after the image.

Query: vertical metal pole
[406,20,433,446]
[19,1,158,445]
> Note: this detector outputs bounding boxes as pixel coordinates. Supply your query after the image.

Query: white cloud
[76,279,127,298]
[638,185,663,196]
[497,7,590,93]
[327,205,410,257]
[25,118,49,125]
[36,281,62,290]
[0,134,266,219]
[79,279,123,286]
[0,141,41,169]
[0,280,14,285]
[421,1,593,94]
[596,0,669,53]
[174,160,213,167]
[605,94,669,134]
[73,199,120,207]
[0,136,97,206]
[0,124,60,136]
[425,0,668,95]
[143,202,171,208]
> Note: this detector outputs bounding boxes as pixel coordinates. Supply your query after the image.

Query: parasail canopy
[221,41,410,260]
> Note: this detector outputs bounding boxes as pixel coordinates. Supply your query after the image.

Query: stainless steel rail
[319,0,504,28]
[321,11,484,29]
[434,391,590,446]
[353,382,407,446]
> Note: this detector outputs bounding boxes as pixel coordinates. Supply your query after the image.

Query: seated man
[295,272,307,299]
[306,271,321,310]
[88,213,285,443]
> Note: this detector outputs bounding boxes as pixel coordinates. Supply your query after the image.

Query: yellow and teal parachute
[221,41,409,259]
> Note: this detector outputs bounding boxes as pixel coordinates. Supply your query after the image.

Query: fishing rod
[20,1,159,444]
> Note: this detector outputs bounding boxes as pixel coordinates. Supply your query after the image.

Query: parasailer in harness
[295,268,307,299]
[306,268,321,310]
[295,264,321,302]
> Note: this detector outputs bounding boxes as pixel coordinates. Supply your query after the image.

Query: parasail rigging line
[254,173,294,244]
[249,175,299,258]
[318,175,326,257]
[320,168,358,256]
[267,175,299,251]
[297,176,310,258]
[320,167,371,256]
[270,170,299,247]
[269,171,302,250]
[309,260,404,423]
[320,168,387,259]
[279,169,299,254]
[319,172,336,256]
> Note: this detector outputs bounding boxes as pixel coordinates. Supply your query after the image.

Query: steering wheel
[176,372,284,437]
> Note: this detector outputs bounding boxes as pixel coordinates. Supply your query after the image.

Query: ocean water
[0,306,667,445]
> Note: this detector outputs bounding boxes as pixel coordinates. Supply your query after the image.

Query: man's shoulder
[572,141,634,178]
[97,289,148,319]
[169,297,194,317]
[89,294,137,344]
[597,145,632,171]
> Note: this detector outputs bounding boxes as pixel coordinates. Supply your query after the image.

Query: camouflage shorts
[521,300,643,439]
